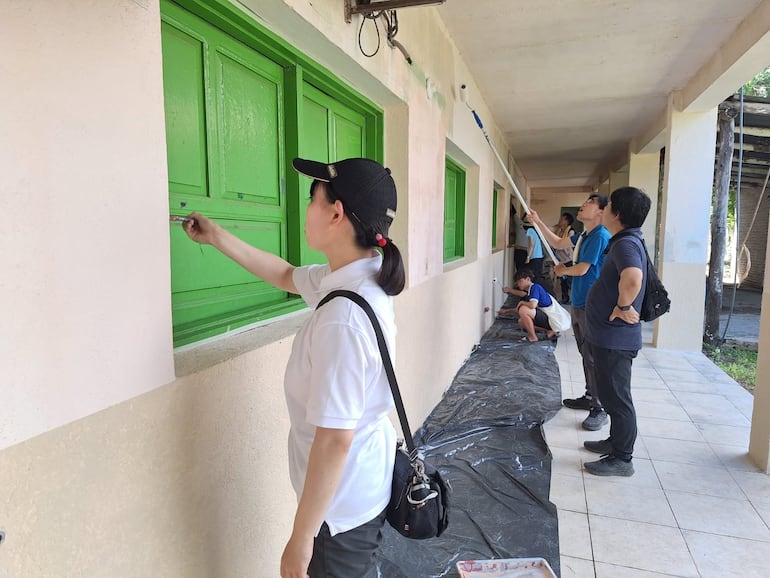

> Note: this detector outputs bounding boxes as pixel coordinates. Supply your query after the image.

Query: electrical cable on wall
[357,10,412,64]
[358,9,383,57]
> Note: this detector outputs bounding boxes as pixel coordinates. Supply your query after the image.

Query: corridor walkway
[546,329,770,577]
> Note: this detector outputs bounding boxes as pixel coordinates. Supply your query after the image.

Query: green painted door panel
[217,46,284,207]
[444,158,466,261]
[170,218,287,343]
[332,108,366,160]
[161,21,209,197]
[492,188,498,248]
[162,2,291,345]
[298,83,366,266]
[161,0,382,346]
[444,167,458,260]
[170,219,282,293]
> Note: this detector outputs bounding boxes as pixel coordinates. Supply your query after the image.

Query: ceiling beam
[683,0,770,112]
[631,109,667,155]
[530,185,595,196]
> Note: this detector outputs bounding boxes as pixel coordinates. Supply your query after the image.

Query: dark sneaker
[584,455,634,477]
[563,395,592,410]
[584,439,613,454]
[582,408,608,431]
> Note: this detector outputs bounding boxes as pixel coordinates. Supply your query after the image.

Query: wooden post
[705,104,736,344]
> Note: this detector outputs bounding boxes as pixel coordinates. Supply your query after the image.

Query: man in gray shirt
[582,186,651,477]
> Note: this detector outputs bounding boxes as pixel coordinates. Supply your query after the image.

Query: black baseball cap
[292,157,397,236]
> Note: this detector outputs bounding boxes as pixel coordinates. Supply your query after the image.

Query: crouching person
[504,269,558,343]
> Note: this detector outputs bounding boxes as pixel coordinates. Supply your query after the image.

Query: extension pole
[459,84,560,265]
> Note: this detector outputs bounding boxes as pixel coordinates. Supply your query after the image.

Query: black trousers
[309,510,386,578]
[514,248,528,273]
[588,343,638,461]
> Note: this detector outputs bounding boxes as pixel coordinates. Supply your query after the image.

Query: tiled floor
[546,330,770,578]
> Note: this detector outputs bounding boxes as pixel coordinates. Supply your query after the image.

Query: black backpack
[614,232,671,322]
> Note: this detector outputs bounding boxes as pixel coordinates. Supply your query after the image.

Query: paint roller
[459,83,560,265]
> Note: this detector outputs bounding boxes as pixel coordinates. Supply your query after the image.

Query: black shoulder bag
[317,290,450,540]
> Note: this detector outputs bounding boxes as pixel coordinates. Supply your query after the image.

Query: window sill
[443,256,471,273]
[173,308,313,377]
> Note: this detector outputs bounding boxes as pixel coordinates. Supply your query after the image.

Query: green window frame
[492,188,499,250]
[443,157,466,262]
[161,0,383,346]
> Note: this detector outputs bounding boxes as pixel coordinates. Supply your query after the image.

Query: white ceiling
[437,0,766,189]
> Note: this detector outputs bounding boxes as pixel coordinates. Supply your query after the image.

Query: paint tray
[456,557,557,578]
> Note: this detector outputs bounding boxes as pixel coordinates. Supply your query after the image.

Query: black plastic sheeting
[376,309,563,577]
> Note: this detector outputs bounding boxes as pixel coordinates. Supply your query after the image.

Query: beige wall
[1,0,511,575]
[1,0,176,449]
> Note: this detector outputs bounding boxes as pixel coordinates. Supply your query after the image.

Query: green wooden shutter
[161,0,382,346]
[492,188,499,249]
[444,157,466,262]
[162,3,290,346]
[298,83,366,265]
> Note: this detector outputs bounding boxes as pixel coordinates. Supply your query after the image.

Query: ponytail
[377,240,405,295]
[348,212,405,296]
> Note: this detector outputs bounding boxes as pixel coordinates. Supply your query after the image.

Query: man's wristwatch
[616,304,632,311]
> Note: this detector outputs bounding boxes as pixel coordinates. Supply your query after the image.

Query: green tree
[743,66,770,97]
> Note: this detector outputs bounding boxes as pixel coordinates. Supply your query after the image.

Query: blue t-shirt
[526,228,544,259]
[585,228,647,351]
[522,283,552,307]
[570,225,611,309]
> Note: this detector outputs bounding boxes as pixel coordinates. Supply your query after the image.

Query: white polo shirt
[285,254,397,536]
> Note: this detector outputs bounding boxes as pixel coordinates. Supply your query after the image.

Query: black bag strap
[316,290,417,457]
[610,230,652,265]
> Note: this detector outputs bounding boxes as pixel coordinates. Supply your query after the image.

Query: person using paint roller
[458,82,560,271]
[509,205,528,273]
[526,194,611,432]
[553,212,576,304]
[182,158,405,578]
[524,223,545,283]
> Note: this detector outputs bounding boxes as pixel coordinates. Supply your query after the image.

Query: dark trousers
[588,343,638,461]
[572,308,602,410]
[514,248,528,273]
[309,510,386,578]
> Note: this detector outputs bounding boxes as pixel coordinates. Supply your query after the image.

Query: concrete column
[749,233,770,472]
[628,150,661,257]
[655,94,716,350]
